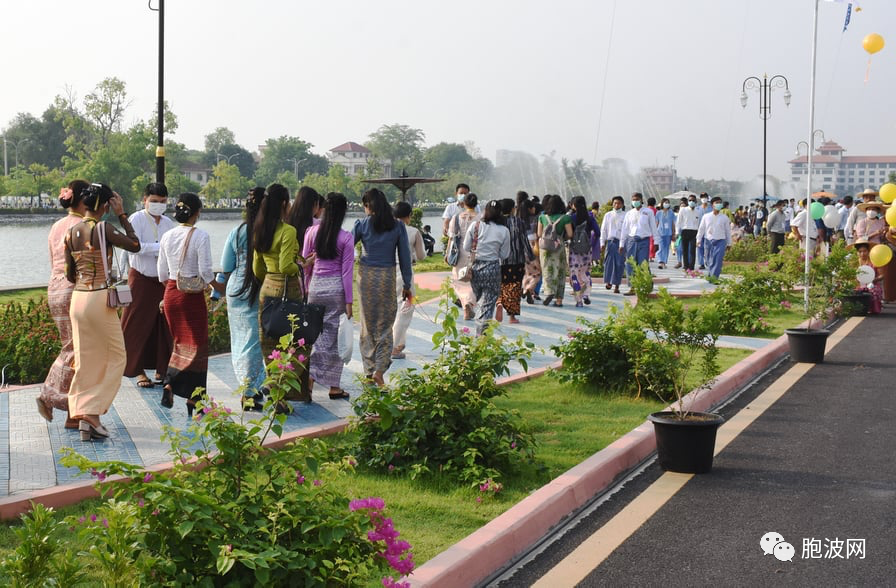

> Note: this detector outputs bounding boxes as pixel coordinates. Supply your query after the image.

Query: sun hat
[856,201,890,212]
[855,188,879,199]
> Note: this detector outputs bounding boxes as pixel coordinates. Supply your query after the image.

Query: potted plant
[631,285,725,474]
[785,241,857,363]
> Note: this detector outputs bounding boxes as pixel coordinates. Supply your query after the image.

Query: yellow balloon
[864,33,885,55]
[870,244,893,266]
[880,183,896,204]
[886,205,896,227]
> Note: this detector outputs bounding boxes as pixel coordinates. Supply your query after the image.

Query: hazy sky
[2,0,894,184]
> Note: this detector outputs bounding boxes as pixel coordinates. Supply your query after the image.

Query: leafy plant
[351,281,537,486]
[50,341,412,586]
[776,240,858,326]
[0,297,60,385]
[724,235,769,262]
[704,268,793,335]
[550,317,629,391]
[628,258,654,303]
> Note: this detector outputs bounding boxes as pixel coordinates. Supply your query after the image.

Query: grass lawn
[679,293,805,338]
[0,287,45,305]
[413,255,451,274]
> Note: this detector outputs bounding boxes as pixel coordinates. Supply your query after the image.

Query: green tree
[201,161,251,204]
[253,136,328,187]
[1,107,68,169]
[83,77,130,146]
[7,163,63,206]
[423,142,473,175]
[203,126,236,154]
[366,124,425,174]
[203,143,257,179]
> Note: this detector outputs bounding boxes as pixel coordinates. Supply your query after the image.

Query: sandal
[136,374,154,388]
[328,389,351,400]
[153,373,165,385]
[161,385,174,409]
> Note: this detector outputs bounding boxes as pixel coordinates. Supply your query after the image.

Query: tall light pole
[741,74,792,212]
[288,157,307,179]
[1,137,29,173]
[149,0,165,182]
[671,155,678,192]
[216,152,240,164]
[795,129,826,193]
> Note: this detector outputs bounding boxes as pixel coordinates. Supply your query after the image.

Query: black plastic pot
[648,411,725,474]
[785,328,831,363]
[840,292,872,316]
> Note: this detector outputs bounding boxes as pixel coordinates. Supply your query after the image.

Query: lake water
[0,213,445,288]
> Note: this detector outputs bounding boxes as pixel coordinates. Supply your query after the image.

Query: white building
[788,140,896,197]
[327,141,391,177]
[181,161,212,187]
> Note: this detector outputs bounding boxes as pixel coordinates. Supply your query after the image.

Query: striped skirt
[306,275,347,389]
[41,280,75,411]
[162,281,208,400]
[68,289,125,418]
[358,264,397,375]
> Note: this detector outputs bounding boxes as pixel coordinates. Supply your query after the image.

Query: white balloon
[822,210,839,228]
[857,265,875,286]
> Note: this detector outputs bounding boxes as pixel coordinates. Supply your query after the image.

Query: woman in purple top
[303,193,355,399]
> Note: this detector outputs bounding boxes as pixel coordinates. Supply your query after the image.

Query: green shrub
[705,268,793,335]
[0,502,87,587]
[0,298,60,385]
[207,295,231,354]
[725,235,769,262]
[351,284,537,486]
[550,318,629,391]
[48,344,413,587]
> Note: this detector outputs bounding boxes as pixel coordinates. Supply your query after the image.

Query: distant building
[327,141,391,177]
[181,162,212,187]
[788,140,896,197]
[641,165,677,197]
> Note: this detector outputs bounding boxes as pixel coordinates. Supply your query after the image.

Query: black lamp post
[149,0,165,182]
[741,74,791,212]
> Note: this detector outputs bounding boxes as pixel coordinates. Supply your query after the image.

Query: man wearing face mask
[600,195,626,293]
[619,192,659,295]
[696,196,732,280]
[120,182,177,388]
[695,193,711,268]
[442,183,480,236]
[676,196,699,270]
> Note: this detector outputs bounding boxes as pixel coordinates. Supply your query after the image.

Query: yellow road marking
[533,317,863,587]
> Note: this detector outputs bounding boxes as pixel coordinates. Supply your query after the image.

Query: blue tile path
[0,265,772,497]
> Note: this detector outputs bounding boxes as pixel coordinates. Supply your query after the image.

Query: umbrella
[811,191,837,200]
[665,190,697,200]
[362,170,445,202]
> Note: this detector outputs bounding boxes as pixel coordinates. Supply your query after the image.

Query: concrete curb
[407,330,794,587]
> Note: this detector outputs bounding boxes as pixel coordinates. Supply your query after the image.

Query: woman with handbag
[63,183,140,440]
[36,180,90,429]
[221,187,267,410]
[253,183,313,405]
[157,193,224,416]
[352,188,412,387]
[463,200,511,335]
[302,192,354,399]
[448,192,480,320]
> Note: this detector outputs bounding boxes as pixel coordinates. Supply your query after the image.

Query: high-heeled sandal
[79,419,109,441]
[161,385,174,409]
[186,399,197,418]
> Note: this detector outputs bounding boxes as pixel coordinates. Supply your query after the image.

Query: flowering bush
[0,297,60,385]
[351,283,538,486]
[724,235,769,262]
[704,269,793,335]
[18,341,414,586]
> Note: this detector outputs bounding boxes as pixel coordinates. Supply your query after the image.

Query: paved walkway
[0,265,770,497]
[495,309,895,587]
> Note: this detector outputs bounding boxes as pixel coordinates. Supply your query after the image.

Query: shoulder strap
[97,221,112,285]
[178,227,196,274]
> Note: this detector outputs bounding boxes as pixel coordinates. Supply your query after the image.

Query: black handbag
[260,272,325,346]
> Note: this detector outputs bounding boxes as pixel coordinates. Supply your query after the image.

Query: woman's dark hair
[463,192,478,210]
[482,200,504,224]
[235,187,266,303]
[546,195,566,215]
[393,201,412,219]
[316,193,348,260]
[81,183,114,211]
[287,186,321,246]
[362,188,395,233]
[570,195,588,225]
[60,179,90,209]
[144,182,168,198]
[541,194,552,209]
[254,183,290,253]
[500,198,515,215]
[516,191,532,222]
[173,193,202,223]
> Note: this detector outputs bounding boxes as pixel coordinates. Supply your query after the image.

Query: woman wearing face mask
[655,198,675,270]
[853,202,888,244]
[64,183,141,440]
[120,182,177,390]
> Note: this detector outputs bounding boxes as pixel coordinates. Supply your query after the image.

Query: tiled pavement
[0,264,772,497]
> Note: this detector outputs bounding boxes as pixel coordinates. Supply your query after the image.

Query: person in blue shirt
[655,197,676,270]
[352,188,412,387]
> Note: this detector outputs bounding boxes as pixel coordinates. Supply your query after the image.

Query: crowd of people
[35,180,896,439]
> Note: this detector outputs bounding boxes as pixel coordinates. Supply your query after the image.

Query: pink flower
[152,509,160,516]
[102,518,109,528]
[510,441,517,449]
[296,471,305,484]
[476,496,482,503]
[268,350,281,360]
[298,354,307,363]
[297,338,306,347]
[143,472,153,483]
[59,187,73,201]
[461,327,470,334]
[90,514,97,522]
[138,499,145,508]
[78,516,86,524]
[227,544,233,553]
[313,480,321,486]
[348,458,357,467]
[388,464,395,472]
[288,347,296,355]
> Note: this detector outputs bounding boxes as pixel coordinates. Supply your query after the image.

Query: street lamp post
[795,129,826,193]
[216,152,240,164]
[149,0,165,182]
[741,74,792,212]
[1,137,30,174]
[288,157,307,179]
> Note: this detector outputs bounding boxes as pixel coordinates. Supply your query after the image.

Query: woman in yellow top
[253,183,314,406]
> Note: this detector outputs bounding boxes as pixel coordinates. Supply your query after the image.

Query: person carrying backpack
[568,196,601,307]
[536,195,573,307]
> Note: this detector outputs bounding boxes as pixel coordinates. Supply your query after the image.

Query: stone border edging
[406,329,794,587]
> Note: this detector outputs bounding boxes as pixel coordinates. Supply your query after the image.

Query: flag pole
[804,0,820,317]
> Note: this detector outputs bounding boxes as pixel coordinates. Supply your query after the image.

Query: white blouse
[157,224,214,285]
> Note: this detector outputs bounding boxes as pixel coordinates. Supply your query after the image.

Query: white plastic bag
[337,313,353,365]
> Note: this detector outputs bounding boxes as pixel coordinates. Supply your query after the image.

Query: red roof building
[787,140,896,197]
[327,141,390,177]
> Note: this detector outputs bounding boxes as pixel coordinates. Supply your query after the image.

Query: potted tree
[632,285,725,474]
[785,241,857,363]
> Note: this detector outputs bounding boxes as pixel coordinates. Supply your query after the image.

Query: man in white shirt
[783,200,794,232]
[696,196,732,280]
[836,196,853,242]
[676,195,700,270]
[791,198,818,259]
[695,193,710,268]
[600,196,626,293]
[441,183,480,234]
[120,182,177,388]
[619,192,659,295]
